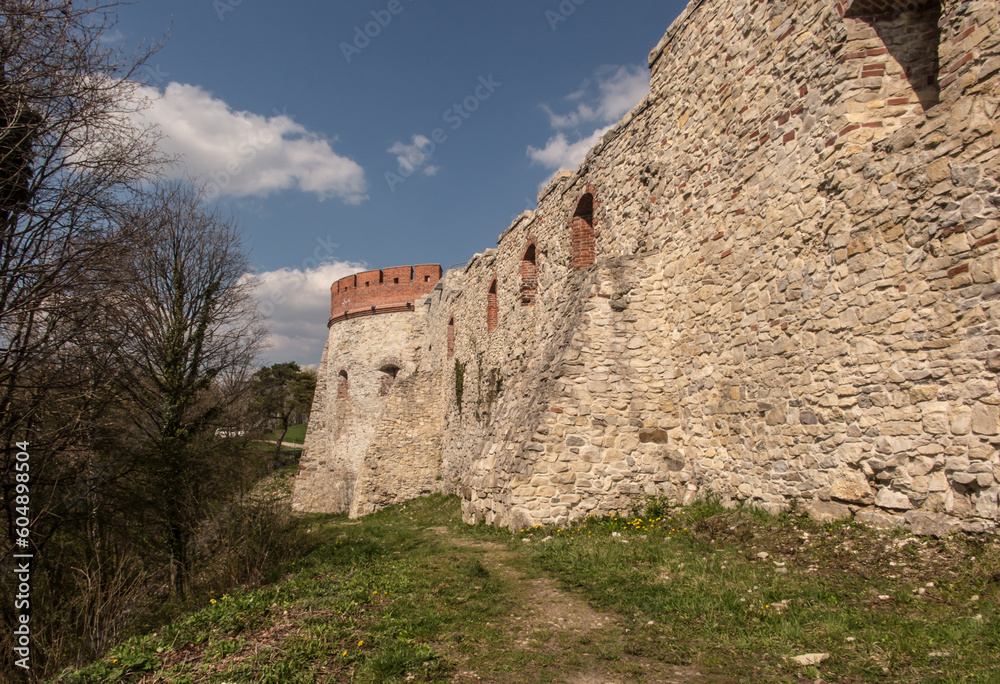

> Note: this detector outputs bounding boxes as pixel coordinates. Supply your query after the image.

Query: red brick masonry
[329,264,442,325]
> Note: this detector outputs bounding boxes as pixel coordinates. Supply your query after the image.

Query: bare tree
[0,2,171,676]
[108,181,265,596]
[0,0,164,550]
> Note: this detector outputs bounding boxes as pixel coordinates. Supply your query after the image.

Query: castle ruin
[293,0,1000,535]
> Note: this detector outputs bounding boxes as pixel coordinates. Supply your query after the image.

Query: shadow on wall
[843,0,941,112]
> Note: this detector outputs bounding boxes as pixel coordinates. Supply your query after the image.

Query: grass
[53,495,1000,683]
[510,498,1000,682]
[269,423,307,444]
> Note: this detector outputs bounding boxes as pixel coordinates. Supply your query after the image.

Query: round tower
[292,264,442,514]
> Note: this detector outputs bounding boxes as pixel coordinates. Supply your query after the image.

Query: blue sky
[114,0,688,364]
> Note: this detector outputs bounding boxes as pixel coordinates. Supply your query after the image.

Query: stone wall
[350,368,447,517]
[292,309,425,514]
[295,0,1000,535]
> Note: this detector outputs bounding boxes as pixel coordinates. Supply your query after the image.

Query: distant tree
[107,181,265,596]
[251,362,317,461]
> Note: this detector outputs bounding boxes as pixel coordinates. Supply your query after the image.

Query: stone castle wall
[295,0,1000,534]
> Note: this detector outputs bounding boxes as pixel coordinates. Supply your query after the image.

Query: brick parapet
[329,264,442,320]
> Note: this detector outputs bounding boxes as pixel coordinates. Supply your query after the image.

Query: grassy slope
[54,495,999,684]
[269,423,307,444]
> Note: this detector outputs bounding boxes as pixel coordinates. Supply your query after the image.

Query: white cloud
[387,135,438,176]
[254,260,366,364]
[592,65,650,121]
[528,64,649,175]
[135,82,368,204]
[543,65,649,130]
[527,127,610,173]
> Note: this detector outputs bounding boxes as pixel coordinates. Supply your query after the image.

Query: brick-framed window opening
[571,194,596,269]
[521,244,537,306]
[839,0,942,112]
[486,280,498,333]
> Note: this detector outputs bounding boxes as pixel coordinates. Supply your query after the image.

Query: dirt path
[425,527,731,684]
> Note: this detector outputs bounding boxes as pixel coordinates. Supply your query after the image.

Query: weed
[55,494,1000,684]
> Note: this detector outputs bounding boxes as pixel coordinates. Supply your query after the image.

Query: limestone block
[972,404,999,435]
[908,456,936,477]
[874,487,913,510]
[831,470,874,503]
[911,386,939,403]
[803,500,852,522]
[602,449,625,463]
[951,472,977,486]
[921,402,950,435]
[928,472,949,492]
[833,443,866,465]
[855,507,906,529]
[904,510,959,537]
[975,488,998,519]
[950,406,972,435]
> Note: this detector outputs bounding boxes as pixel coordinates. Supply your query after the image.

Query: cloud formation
[254,259,366,365]
[527,128,610,172]
[528,65,650,173]
[135,82,368,204]
[387,134,439,177]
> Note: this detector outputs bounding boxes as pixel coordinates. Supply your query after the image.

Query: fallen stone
[803,500,852,522]
[791,653,830,666]
[855,507,906,528]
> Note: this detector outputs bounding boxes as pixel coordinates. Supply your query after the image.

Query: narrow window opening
[521,244,538,306]
[337,370,349,400]
[447,317,455,359]
[486,280,498,333]
[571,194,596,269]
[378,365,400,396]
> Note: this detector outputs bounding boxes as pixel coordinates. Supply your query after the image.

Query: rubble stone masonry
[295,0,1000,535]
